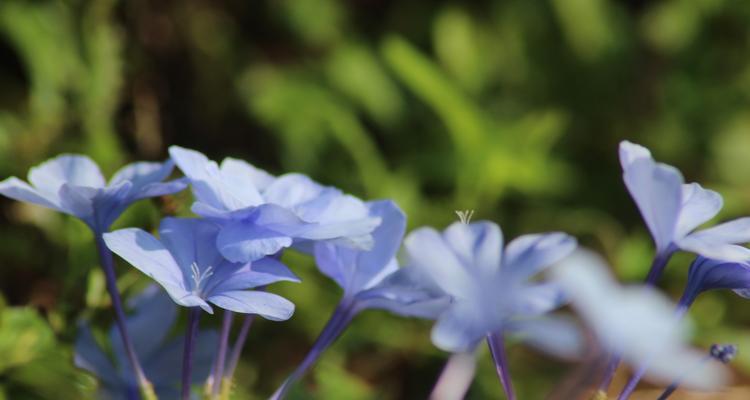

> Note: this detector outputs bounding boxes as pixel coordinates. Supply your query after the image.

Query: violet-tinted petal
[207,291,294,321]
[28,154,105,190]
[431,303,486,353]
[505,316,583,359]
[443,221,503,278]
[0,177,62,210]
[405,227,474,298]
[220,157,274,191]
[678,217,750,262]
[102,228,189,300]
[503,232,576,281]
[622,154,684,253]
[513,282,567,316]
[109,160,174,191]
[216,220,293,263]
[674,183,723,239]
[74,325,119,386]
[158,218,224,281]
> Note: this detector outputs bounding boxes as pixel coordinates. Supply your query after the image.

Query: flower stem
[94,233,155,399]
[486,331,515,400]
[224,314,255,381]
[270,299,358,400]
[429,352,477,400]
[182,308,202,400]
[209,310,233,399]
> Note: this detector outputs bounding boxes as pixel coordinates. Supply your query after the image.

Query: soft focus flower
[681,256,750,305]
[103,217,298,319]
[168,146,380,263]
[403,221,579,355]
[270,200,448,400]
[0,155,186,231]
[75,286,218,399]
[550,249,729,390]
[620,141,750,263]
[314,200,449,317]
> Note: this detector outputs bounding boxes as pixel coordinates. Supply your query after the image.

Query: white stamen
[455,210,474,224]
[190,262,214,290]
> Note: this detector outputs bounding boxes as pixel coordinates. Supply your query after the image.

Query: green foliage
[2,0,750,398]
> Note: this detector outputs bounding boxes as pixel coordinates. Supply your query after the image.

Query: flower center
[190,262,214,293]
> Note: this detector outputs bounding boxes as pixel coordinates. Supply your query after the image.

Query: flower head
[75,286,218,399]
[403,221,578,354]
[620,141,750,262]
[103,217,299,319]
[682,256,750,305]
[0,155,186,231]
[168,146,381,263]
[313,200,449,317]
[551,249,729,389]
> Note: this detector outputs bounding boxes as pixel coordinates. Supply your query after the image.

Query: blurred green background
[1,0,750,398]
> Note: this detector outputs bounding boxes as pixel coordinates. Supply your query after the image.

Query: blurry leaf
[86,269,106,309]
[277,0,344,46]
[313,356,372,400]
[326,43,404,125]
[640,0,724,53]
[550,0,620,61]
[713,113,750,186]
[433,7,484,93]
[614,234,652,281]
[0,308,55,372]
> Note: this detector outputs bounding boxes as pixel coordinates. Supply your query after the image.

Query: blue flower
[0,155,186,231]
[168,146,381,263]
[314,200,449,317]
[681,256,750,306]
[551,249,729,391]
[403,221,579,354]
[75,286,219,399]
[103,217,299,319]
[620,141,750,263]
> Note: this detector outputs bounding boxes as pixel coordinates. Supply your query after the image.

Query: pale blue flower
[103,217,298,319]
[0,155,186,231]
[551,249,729,390]
[168,146,380,263]
[314,200,449,317]
[620,141,750,264]
[681,256,750,306]
[75,286,219,399]
[404,221,579,355]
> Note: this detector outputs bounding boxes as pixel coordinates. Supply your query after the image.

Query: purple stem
[617,300,691,400]
[598,249,675,392]
[210,310,234,398]
[486,331,515,400]
[270,299,358,400]
[94,233,150,392]
[225,314,255,380]
[182,308,202,400]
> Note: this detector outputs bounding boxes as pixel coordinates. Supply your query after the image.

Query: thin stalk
[429,352,477,400]
[94,233,155,400]
[210,311,233,399]
[486,331,515,400]
[225,314,255,380]
[598,249,675,393]
[182,308,202,400]
[270,300,358,400]
[617,301,691,400]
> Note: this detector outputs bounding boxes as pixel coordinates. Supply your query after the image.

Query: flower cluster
[1,140,747,400]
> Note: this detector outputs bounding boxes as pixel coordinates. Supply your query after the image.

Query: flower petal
[169,146,263,211]
[0,177,62,210]
[58,183,98,224]
[404,227,474,298]
[74,324,118,386]
[674,183,723,239]
[217,220,293,263]
[677,218,750,262]
[443,221,503,278]
[207,290,295,321]
[620,142,684,253]
[220,157,275,191]
[28,154,105,190]
[512,283,567,316]
[430,304,486,353]
[505,316,583,359]
[158,218,224,277]
[103,228,189,301]
[110,160,173,190]
[208,258,300,293]
[503,232,576,281]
